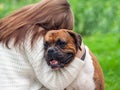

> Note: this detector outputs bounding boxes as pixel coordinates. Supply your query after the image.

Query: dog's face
[43,29,82,70]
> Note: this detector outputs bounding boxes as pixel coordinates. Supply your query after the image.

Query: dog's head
[43,29,82,70]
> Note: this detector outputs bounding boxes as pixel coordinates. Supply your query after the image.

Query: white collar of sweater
[39,57,84,90]
[24,37,85,90]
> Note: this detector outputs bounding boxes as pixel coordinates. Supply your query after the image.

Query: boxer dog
[43,29,104,90]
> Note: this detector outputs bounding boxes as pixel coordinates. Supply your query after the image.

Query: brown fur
[0,0,74,48]
[89,50,104,90]
[44,30,77,54]
[44,30,104,90]
[43,29,82,68]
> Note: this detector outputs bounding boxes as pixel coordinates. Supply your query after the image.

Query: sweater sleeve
[24,37,85,90]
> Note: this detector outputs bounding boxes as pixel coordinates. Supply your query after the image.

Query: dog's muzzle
[45,47,73,70]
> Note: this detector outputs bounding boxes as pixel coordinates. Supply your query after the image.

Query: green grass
[0,0,120,90]
[83,33,120,90]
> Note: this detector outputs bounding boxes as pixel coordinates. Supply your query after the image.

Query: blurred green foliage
[0,0,39,18]
[0,0,120,35]
[0,0,120,90]
[84,33,120,90]
[69,0,120,35]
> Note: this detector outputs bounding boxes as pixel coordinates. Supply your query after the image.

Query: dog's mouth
[49,59,64,70]
[48,53,74,70]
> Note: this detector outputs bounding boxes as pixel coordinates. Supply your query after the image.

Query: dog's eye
[44,42,49,49]
[57,39,67,48]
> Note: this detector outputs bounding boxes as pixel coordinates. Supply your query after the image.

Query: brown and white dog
[43,29,104,90]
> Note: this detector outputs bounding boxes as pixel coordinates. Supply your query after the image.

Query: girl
[0,0,84,90]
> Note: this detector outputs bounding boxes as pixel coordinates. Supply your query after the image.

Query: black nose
[47,48,56,54]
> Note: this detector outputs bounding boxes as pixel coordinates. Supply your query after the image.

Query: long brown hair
[0,0,74,48]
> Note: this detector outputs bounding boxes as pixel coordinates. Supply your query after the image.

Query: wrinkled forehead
[44,30,70,42]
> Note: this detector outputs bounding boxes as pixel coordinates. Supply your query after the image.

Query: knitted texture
[0,43,42,90]
[66,46,95,90]
[0,37,85,90]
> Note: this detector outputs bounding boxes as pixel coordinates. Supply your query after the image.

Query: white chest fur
[66,46,95,90]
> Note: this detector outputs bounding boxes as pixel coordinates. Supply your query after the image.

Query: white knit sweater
[0,37,84,90]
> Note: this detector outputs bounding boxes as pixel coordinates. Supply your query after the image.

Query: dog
[43,29,104,90]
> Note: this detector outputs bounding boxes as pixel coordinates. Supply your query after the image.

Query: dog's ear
[66,30,82,50]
